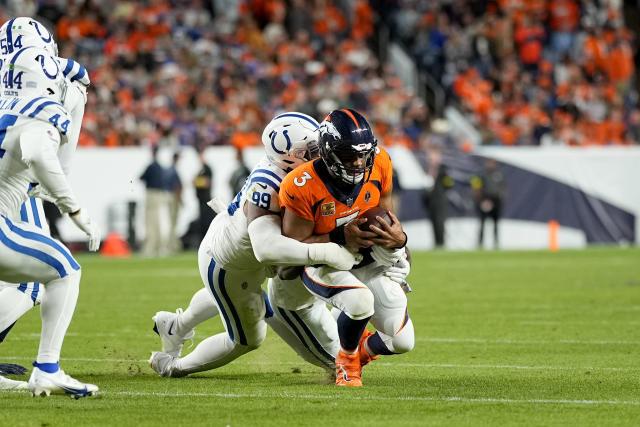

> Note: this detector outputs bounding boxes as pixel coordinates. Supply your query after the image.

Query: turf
[1,248,639,426]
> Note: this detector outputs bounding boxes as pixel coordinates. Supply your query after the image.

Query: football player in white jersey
[149,112,362,377]
[0,17,92,393]
[0,37,100,398]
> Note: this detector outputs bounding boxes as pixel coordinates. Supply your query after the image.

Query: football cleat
[152,309,194,357]
[358,329,379,375]
[0,375,29,391]
[148,351,186,378]
[28,367,98,399]
[335,350,362,387]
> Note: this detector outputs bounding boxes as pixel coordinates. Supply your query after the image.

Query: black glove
[0,363,28,375]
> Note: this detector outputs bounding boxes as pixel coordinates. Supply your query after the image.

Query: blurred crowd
[388,0,640,146]
[1,0,429,151]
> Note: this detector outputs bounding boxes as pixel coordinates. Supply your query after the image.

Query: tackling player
[277,108,414,386]
[149,112,361,377]
[0,20,99,398]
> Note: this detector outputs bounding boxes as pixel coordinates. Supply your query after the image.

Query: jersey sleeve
[246,180,280,213]
[377,147,393,195]
[279,168,315,221]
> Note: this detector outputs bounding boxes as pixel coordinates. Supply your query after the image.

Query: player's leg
[301,266,374,386]
[353,265,415,361]
[149,248,267,377]
[152,287,219,357]
[266,276,338,371]
[0,216,97,397]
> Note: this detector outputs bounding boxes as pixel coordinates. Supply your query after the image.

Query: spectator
[166,152,182,254]
[228,148,251,197]
[471,158,507,249]
[192,149,215,239]
[140,146,166,257]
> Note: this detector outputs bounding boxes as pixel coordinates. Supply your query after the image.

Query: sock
[0,287,34,334]
[37,271,80,364]
[0,322,16,343]
[337,312,370,354]
[367,332,395,355]
[33,361,59,373]
[175,333,249,374]
[176,288,219,335]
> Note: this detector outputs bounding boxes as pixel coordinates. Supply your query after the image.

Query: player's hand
[371,245,405,267]
[308,243,363,270]
[27,185,56,204]
[344,218,377,249]
[69,208,101,251]
[385,255,411,286]
[369,211,407,248]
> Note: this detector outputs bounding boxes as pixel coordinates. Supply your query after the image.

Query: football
[359,206,392,232]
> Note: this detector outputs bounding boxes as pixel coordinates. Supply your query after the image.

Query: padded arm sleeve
[20,123,80,214]
[248,214,312,266]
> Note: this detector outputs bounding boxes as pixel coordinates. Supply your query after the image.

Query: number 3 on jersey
[294,171,312,187]
[0,114,18,158]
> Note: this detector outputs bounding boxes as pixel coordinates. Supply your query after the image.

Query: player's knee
[391,321,415,354]
[344,288,374,320]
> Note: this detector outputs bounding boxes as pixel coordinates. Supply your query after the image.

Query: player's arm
[20,122,100,250]
[57,80,87,175]
[247,193,358,270]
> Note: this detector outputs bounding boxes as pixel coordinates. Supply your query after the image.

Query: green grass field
[1,248,639,426]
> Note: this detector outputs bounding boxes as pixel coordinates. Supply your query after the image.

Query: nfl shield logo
[346,197,354,207]
[321,201,335,216]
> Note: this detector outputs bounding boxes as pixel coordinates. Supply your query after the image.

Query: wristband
[329,226,346,246]
[392,232,408,249]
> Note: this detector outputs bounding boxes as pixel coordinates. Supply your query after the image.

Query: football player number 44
[0,114,18,158]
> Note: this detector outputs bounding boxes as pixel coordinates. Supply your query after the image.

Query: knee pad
[391,319,415,354]
[342,287,374,320]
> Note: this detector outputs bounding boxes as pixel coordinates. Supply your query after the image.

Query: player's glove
[69,208,101,251]
[371,245,405,267]
[0,363,27,376]
[385,255,411,286]
[27,185,56,204]
[308,243,363,271]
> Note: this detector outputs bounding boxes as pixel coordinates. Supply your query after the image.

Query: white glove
[308,243,363,270]
[27,185,56,204]
[207,197,227,214]
[69,209,101,251]
[385,255,410,285]
[371,245,405,267]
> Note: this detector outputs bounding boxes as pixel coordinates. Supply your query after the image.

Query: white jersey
[205,156,286,271]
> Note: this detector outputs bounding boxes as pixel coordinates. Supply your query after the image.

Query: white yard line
[417,337,640,345]
[102,391,640,406]
[2,356,638,372]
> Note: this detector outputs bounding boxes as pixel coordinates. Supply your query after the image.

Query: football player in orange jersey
[276,109,414,386]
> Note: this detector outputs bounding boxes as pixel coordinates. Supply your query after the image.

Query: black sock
[367,332,395,355]
[337,312,370,352]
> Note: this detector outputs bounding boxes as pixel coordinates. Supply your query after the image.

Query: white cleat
[0,375,29,391]
[149,351,185,378]
[152,309,194,357]
[28,367,98,399]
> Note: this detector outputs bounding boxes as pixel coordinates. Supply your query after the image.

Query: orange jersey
[279,146,393,235]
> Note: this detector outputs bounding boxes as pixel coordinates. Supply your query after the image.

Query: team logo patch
[364,190,371,203]
[321,201,335,216]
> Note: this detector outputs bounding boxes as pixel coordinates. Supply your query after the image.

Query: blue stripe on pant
[277,307,333,370]
[0,223,69,278]
[3,216,80,271]
[301,269,362,298]
[206,258,247,345]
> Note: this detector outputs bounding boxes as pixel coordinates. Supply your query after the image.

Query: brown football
[359,206,392,232]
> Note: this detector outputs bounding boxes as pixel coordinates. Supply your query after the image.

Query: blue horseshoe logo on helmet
[271,129,292,155]
[30,20,52,43]
[38,54,59,79]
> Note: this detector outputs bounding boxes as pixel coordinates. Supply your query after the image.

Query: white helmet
[0,17,58,57]
[1,46,66,102]
[261,112,320,172]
